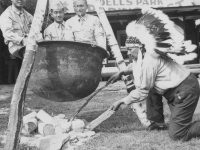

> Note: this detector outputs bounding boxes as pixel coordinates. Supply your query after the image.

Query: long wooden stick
[70,83,110,121]
[94,0,151,127]
[86,109,115,130]
[4,1,48,149]
[70,82,110,121]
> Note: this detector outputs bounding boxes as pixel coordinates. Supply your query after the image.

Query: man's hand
[109,100,124,111]
[22,37,28,46]
[107,71,123,84]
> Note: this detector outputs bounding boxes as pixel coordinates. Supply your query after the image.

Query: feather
[126,7,197,63]
[185,44,197,52]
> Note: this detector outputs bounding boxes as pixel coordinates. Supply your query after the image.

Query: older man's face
[11,0,27,10]
[128,47,140,61]
[74,1,88,17]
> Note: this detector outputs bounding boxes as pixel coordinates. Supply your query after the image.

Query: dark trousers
[146,74,200,141]
[7,59,21,84]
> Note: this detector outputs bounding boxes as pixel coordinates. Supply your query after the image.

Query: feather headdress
[126,7,197,64]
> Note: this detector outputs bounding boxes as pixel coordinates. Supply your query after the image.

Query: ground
[1,81,200,150]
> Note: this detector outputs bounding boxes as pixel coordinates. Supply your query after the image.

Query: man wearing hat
[44,0,67,41]
[65,0,106,49]
[107,7,200,141]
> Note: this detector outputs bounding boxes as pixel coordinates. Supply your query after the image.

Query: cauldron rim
[37,40,109,58]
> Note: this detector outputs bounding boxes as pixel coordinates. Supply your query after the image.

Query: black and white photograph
[1,0,200,149]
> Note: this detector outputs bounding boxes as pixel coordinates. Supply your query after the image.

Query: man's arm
[107,66,133,84]
[0,13,24,44]
[94,17,106,49]
[110,63,156,110]
[64,19,75,41]
[43,27,51,41]
[123,64,156,105]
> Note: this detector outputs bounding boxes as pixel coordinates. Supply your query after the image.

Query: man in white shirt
[44,0,67,41]
[65,0,106,50]
[0,0,33,58]
[108,36,200,141]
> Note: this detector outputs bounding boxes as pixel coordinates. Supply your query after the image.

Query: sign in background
[55,0,200,13]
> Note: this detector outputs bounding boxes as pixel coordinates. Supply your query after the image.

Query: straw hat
[50,0,68,13]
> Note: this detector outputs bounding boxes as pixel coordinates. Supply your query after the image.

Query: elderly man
[44,0,67,41]
[0,0,33,58]
[108,7,200,141]
[65,0,106,50]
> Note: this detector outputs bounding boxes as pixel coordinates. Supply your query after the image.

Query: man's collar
[11,5,24,15]
[75,13,88,21]
[54,21,65,27]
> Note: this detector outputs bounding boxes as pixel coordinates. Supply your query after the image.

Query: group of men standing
[0,0,106,84]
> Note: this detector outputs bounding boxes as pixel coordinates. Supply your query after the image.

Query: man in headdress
[44,0,67,41]
[107,7,200,141]
[64,0,106,50]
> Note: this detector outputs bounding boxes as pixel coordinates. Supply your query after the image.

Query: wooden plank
[4,1,48,149]
[184,64,200,69]
[86,109,115,130]
[189,69,200,74]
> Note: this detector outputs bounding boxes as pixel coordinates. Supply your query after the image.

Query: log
[55,125,63,134]
[38,122,55,136]
[38,134,70,150]
[4,1,48,149]
[36,109,53,124]
[23,111,37,123]
[94,0,151,127]
[22,118,38,135]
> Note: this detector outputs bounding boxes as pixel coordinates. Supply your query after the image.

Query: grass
[1,81,200,150]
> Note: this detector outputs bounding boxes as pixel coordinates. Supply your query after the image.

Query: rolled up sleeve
[43,28,52,41]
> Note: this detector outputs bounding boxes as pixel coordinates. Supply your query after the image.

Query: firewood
[55,125,63,135]
[22,118,38,135]
[36,109,53,124]
[23,111,37,123]
[38,122,55,136]
[71,119,85,130]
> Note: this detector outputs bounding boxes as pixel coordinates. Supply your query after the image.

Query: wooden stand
[4,0,48,149]
[94,0,151,127]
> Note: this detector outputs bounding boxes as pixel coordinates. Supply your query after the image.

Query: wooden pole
[4,0,48,149]
[94,0,151,127]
